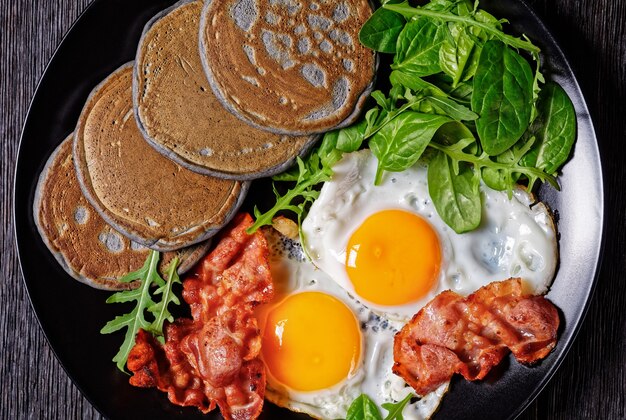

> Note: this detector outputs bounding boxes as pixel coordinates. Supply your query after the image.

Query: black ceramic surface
[13,0,603,419]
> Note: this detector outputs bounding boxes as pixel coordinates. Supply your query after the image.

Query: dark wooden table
[1,0,624,418]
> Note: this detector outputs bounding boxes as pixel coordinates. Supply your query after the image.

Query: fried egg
[257,228,448,419]
[302,150,557,321]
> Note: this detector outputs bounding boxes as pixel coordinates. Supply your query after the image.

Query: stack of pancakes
[34,0,377,290]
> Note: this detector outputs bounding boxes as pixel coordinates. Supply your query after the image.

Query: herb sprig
[346,393,414,420]
[246,128,360,235]
[100,251,181,371]
[384,1,540,54]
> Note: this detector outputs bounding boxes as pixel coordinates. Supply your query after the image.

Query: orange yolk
[345,210,441,306]
[261,292,361,392]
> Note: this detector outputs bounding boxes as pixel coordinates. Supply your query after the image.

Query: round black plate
[14,0,604,419]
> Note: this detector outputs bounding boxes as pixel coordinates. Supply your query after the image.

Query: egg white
[259,228,448,420]
[302,150,558,322]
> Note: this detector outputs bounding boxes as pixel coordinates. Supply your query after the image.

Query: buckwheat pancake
[199,0,377,135]
[34,135,211,291]
[134,0,317,180]
[74,63,248,252]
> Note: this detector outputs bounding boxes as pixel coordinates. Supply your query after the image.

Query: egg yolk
[261,292,361,392]
[345,209,441,306]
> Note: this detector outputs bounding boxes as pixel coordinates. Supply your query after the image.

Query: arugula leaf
[346,393,415,420]
[385,1,540,54]
[521,82,576,174]
[529,58,545,123]
[481,133,536,192]
[381,393,414,420]
[369,112,450,184]
[100,250,166,372]
[346,394,383,420]
[147,257,181,342]
[472,40,534,155]
[428,150,482,233]
[393,16,446,76]
[422,0,461,12]
[359,7,406,53]
[429,136,558,189]
[247,133,342,234]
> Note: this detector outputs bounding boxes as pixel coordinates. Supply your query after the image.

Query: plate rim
[12,0,605,418]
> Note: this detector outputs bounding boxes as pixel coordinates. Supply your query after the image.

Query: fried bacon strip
[393,278,559,396]
[127,213,273,420]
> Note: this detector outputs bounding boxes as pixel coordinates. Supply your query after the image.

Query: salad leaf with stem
[100,251,181,371]
[146,256,181,342]
[346,393,415,420]
[246,132,349,235]
[384,1,540,54]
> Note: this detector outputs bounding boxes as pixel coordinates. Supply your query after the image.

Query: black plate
[14,0,604,419]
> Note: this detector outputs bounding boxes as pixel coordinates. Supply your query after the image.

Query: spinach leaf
[393,17,446,76]
[428,150,481,233]
[521,82,576,174]
[423,95,478,121]
[363,94,425,140]
[431,74,474,104]
[390,70,476,121]
[316,131,344,169]
[439,23,477,87]
[370,112,450,184]
[433,121,476,146]
[481,166,512,191]
[438,1,482,86]
[359,8,406,53]
[336,119,368,152]
[347,394,383,420]
[472,40,534,155]
[454,8,501,82]
[372,89,394,111]
[365,107,381,133]
[390,69,447,97]
[449,81,473,103]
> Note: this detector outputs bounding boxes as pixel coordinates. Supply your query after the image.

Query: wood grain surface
[1,0,624,419]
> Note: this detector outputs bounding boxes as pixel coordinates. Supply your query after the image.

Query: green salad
[248,0,576,236]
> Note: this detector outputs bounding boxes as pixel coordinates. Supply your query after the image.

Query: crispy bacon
[127,213,273,420]
[393,278,559,396]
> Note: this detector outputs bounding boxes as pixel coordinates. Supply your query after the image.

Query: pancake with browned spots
[34,135,211,290]
[134,0,317,179]
[199,0,377,135]
[73,63,248,252]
